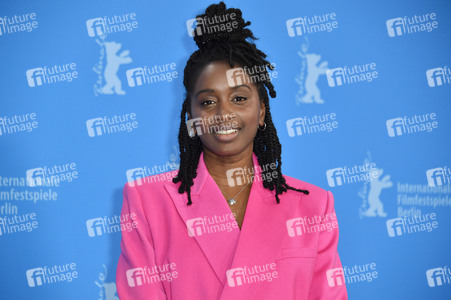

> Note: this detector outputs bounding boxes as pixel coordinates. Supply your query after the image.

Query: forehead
[194,61,254,91]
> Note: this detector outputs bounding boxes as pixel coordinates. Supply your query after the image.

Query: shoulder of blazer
[282,174,330,209]
[283,174,327,196]
[123,169,181,198]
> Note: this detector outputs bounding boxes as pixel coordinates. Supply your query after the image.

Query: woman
[116,2,348,299]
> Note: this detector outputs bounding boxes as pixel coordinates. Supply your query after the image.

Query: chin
[202,143,246,157]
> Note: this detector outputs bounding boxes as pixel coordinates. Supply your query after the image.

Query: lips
[210,124,241,134]
[215,128,239,135]
[210,125,241,142]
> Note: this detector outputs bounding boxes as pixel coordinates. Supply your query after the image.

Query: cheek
[239,107,260,128]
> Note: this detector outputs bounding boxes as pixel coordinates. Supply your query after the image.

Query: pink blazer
[116,152,348,299]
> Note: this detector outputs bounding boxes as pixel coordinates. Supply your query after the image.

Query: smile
[215,129,239,135]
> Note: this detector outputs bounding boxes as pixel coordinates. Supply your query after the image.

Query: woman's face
[188,61,265,157]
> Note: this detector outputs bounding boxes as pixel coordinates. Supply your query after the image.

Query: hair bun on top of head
[191,1,257,48]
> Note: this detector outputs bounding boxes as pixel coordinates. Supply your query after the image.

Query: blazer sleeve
[116,183,168,300]
[307,190,348,300]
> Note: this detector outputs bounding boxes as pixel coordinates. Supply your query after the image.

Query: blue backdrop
[1,0,450,299]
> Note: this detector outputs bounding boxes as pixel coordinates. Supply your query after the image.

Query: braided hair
[173,1,309,205]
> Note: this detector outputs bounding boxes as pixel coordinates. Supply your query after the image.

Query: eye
[233,96,247,102]
[201,99,215,106]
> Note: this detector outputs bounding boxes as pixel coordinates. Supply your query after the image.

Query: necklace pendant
[228,198,236,205]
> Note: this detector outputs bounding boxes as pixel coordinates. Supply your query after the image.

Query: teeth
[216,129,238,135]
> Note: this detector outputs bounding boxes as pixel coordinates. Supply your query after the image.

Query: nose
[215,100,234,120]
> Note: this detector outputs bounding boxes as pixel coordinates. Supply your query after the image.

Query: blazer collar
[164,151,301,299]
[189,151,275,198]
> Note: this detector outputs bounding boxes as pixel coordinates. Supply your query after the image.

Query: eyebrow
[194,85,251,98]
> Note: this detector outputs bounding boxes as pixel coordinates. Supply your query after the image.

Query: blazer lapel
[164,151,241,286]
[219,153,299,300]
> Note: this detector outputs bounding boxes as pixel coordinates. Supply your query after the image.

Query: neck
[202,148,254,189]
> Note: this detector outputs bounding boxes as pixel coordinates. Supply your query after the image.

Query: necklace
[219,180,252,205]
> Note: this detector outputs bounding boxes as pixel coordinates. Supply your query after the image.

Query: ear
[259,101,266,126]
